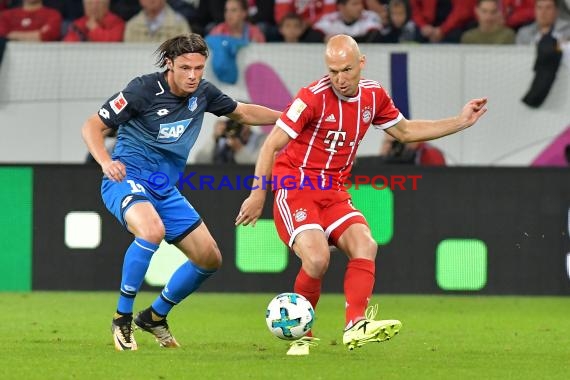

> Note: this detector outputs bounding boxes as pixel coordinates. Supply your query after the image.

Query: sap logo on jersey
[157,119,192,142]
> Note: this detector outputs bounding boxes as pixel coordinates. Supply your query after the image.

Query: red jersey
[63,12,124,42]
[274,0,336,25]
[410,0,476,36]
[0,6,62,41]
[274,76,402,191]
[416,143,446,166]
[502,0,535,30]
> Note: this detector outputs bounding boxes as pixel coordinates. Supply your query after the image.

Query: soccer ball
[265,292,315,340]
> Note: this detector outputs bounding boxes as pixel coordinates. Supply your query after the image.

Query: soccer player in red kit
[0,0,62,42]
[236,34,488,355]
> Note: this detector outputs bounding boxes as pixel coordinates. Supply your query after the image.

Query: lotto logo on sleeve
[98,108,110,119]
[109,92,128,114]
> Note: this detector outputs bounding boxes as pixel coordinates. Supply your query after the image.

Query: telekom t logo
[324,130,354,153]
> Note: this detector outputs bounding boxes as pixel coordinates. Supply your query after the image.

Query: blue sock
[151,261,215,317]
[116,238,159,315]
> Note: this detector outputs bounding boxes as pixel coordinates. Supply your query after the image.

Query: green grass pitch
[1,292,568,380]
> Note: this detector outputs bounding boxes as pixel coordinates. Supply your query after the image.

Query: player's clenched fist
[102,160,126,182]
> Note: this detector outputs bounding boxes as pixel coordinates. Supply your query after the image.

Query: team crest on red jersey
[293,208,308,222]
[362,106,372,124]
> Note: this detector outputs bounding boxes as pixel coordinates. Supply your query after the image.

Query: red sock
[294,268,321,337]
[294,267,321,309]
[344,258,375,328]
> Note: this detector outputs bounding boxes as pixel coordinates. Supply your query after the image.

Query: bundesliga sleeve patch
[286,98,307,123]
[109,92,128,114]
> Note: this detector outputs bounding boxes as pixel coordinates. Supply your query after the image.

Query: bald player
[236,34,487,355]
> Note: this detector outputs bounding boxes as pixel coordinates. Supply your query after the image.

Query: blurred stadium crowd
[0,0,569,45]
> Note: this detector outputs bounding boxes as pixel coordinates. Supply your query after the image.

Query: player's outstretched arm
[386,97,488,143]
[235,127,291,227]
[81,113,126,182]
[228,102,282,126]
[458,97,488,129]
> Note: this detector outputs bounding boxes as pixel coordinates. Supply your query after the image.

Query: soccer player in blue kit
[81,34,281,351]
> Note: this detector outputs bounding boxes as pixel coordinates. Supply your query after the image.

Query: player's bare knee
[364,237,378,259]
[201,238,222,270]
[356,237,378,260]
[132,218,165,244]
[302,254,329,278]
[209,242,223,269]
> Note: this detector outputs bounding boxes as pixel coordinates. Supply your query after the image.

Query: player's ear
[360,55,366,69]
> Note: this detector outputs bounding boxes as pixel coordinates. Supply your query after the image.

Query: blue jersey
[97,72,237,194]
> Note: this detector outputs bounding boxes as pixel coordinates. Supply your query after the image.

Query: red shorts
[273,188,368,247]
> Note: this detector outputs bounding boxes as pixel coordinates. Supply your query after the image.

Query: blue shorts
[101,176,202,243]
